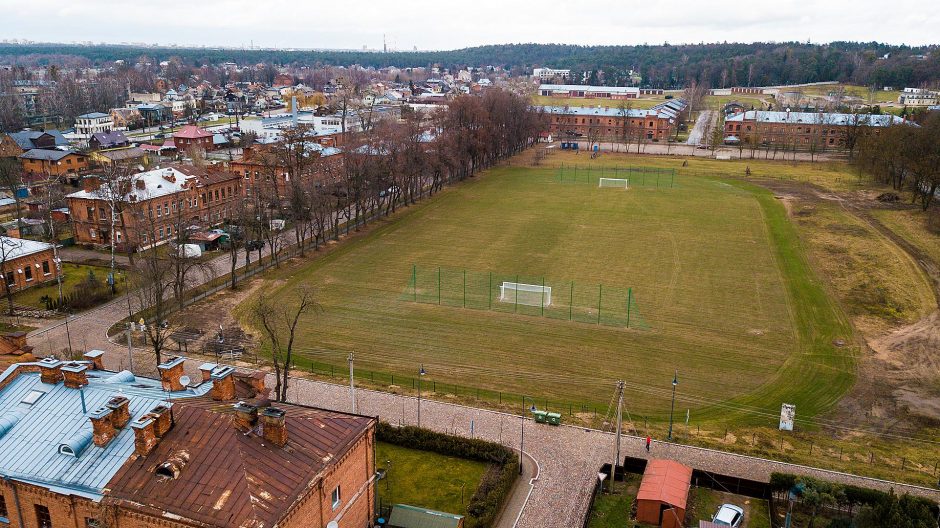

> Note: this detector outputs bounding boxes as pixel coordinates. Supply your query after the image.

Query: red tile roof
[105,400,374,528]
[636,459,693,510]
[173,125,213,139]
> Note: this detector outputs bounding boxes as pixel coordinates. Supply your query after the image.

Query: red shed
[635,459,692,528]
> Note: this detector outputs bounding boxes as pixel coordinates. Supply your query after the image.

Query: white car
[712,503,744,527]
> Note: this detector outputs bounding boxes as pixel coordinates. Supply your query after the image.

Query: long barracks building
[539,100,687,141]
[724,110,907,149]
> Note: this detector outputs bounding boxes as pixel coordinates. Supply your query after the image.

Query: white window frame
[331,485,341,510]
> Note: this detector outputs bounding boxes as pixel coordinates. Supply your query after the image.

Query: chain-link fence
[556,164,677,188]
[402,264,649,329]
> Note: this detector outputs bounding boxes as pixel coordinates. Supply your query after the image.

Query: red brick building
[231,144,344,199]
[540,99,687,141]
[172,125,214,152]
[66,164,242,251]
[0,237,59,293]
[723,110,907,149]
[0,354,376,528]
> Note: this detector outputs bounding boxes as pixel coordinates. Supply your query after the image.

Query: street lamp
[668,369,679,441]
[520,404,536,475]
[417,364,426,428]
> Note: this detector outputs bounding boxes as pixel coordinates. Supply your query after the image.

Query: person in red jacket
[645,435,651,452]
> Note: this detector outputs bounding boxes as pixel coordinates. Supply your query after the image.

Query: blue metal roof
[0,363,211,500]
[725,110,906,127]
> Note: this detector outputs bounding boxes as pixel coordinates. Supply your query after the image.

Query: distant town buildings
[898,87,939,106]
[532,68,572,82]
[538,84,664,99]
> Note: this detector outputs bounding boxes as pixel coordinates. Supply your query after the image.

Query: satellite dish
[179,375,191,386]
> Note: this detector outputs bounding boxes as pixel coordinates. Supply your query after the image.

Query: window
[42,261,50,275]
[4,272,13,287]
[35,504,52,528]
[86,206,95,220]
[85,518,99,528]
[159,227,164,239]
[98,207,105,218]
[89,228,97,239]
[24,266,32,282]
[331,485,341,510]
[0,494,7,519]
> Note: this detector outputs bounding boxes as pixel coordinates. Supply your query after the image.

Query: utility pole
[348,353,356,414]
[610,380,624,493]
[668,369,679,441]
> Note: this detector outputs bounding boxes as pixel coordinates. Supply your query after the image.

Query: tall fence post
[438,267,442,305]
[514,274,519,313]
[463,269,467,308]
[597,284,603,324]
[488,272,492,310]
[569,282,574,321]
[540,276,545,316]
[412,264,417,302]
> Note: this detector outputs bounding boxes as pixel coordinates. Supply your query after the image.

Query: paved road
[687,110,716,146]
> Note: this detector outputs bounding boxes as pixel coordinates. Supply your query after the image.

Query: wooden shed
[635,459,693,528]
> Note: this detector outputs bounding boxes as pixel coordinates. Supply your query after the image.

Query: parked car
[712,504,744,527]
[245,240,265,252]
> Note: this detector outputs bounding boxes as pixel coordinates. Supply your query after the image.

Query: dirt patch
[867,310,940,421]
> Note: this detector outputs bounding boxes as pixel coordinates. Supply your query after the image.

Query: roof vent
[155,450,191,479]
[0,409,26,438]
[103,370,136,384]
[58,427,94,457]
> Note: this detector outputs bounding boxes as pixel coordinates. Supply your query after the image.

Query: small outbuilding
[635,459,692,528]
[387,504,464,528]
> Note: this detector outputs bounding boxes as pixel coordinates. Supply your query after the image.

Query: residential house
[0,236,59,292]
[90,147,150,167]
[173,125,214,152]
[231,143,343,199]
[0,354,377,528]
[74,112,114,142]
[89,131,129,151]
[19,149,89,180]
[1,130,69,157]
[66,164,241,251]
[110,107,143,130]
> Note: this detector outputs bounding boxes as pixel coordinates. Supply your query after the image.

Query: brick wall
[0,247,59,293]
[0,479,99,528]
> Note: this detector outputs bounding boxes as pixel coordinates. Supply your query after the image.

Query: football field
[243,164,853,422]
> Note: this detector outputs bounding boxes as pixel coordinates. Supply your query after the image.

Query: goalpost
[598,178,629,189]
[499,282,552,307]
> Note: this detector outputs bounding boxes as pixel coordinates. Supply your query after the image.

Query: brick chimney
[82,175,100,192]
[38,357,63,385]
[162,168,176,183]
[150,404,174,437]
[232,401,257,432]
[199,362,218,382]
[89,407,116,447]
[3,331,28,350]
[61,362,88,389]
[234,371,267,399]
[131,416,158,456]
[135,179,146,190]
[210,366,236,401]
[106,396,131,428]
[157,356,186,392]
[261,407,287,447]
[83,350,105,370]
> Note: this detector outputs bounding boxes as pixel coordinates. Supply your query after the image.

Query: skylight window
[21,390,46,405]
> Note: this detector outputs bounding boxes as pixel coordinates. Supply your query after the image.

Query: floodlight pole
[668,369,678,441]
[126,322,135,373]
[348,353,356,414]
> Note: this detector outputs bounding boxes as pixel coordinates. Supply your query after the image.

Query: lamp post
[417,364,426,428]
[668,369,678,441]
[520,403,535,475]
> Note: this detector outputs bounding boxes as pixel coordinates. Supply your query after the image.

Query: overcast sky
[1,0,937,51]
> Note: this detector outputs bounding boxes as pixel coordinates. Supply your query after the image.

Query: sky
[1,0,938,51]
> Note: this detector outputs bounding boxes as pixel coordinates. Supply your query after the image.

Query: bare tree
[0,237,24,315]
[252,285,320,402]
[0,159,25,234]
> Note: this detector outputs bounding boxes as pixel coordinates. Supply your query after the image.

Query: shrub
[376,422,519,528]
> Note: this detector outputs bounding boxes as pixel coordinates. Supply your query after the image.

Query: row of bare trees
[856,114,940,210]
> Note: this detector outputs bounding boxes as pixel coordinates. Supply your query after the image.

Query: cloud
[0,0,937,50]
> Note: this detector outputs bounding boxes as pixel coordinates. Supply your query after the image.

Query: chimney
[131,416,158,456]
[106,396,131,428]
[157,356,186,392]
[150,404,174,437]
[3,331,28,350]
[232,401,257,432]
[234,371,267,399]
[89,407,116,447]
[83,350,105,370]
[38,357,64,385]
[162,168,176,183]
[135,179,146,190]
[210,366,236,401]
[261,407,287,447]
[82,175,101,192]
[61,362,88,389]
[199,363,218,382]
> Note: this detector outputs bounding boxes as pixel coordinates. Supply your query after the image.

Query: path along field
[240,161,857,425]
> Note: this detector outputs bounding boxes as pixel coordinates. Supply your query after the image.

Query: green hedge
[377,422,519,528]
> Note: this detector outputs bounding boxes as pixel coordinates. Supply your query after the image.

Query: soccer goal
[598,177,629,189]
[499,282,552,307]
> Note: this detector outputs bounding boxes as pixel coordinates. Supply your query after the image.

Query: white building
[532,68,571,82]
[898,88,939,106]
[74,112,114,142]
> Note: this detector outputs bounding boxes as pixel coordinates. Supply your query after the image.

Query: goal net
[598,178,629,189]
[499,282,552,307]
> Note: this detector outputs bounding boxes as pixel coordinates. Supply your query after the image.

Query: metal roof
[0,236,54,260]
[636,459,693,510]
[0,363,211,500]
[77,112,110,119]
[19,148,79,161]
[539,84,640,95]
[725,110,906,127]
[388,504,464,528]
[538,100,687,121]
